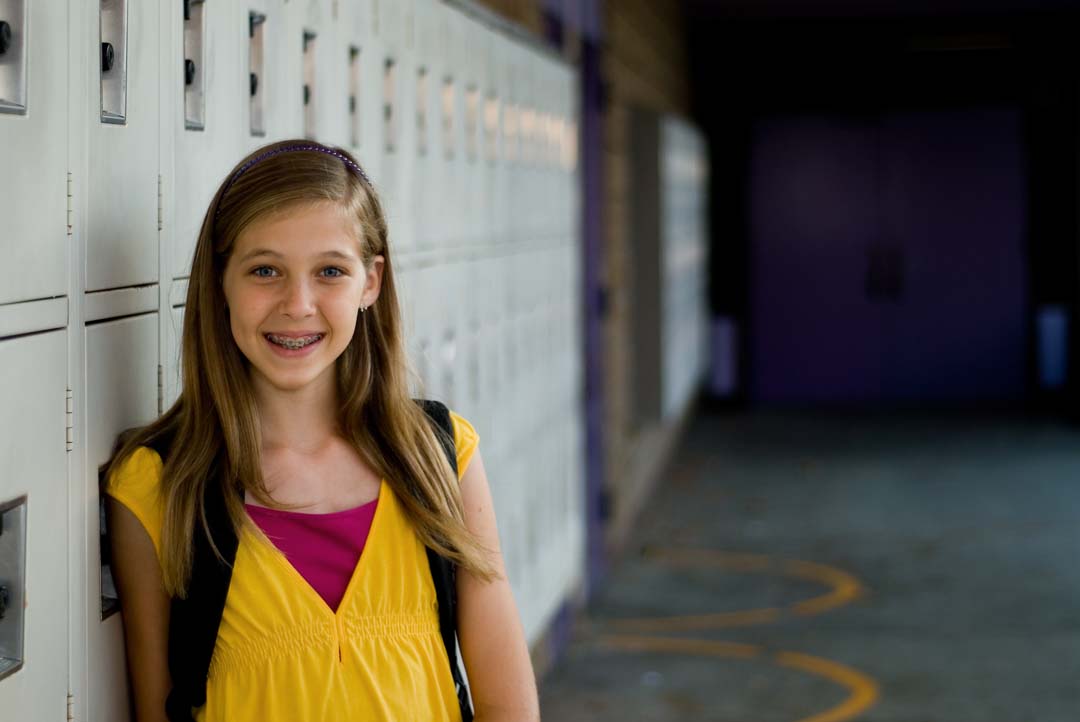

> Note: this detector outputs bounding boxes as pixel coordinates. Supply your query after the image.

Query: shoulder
[448,410,480,478]
[104,446,166,558]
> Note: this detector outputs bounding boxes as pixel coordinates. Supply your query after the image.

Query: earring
[360,304,367,314]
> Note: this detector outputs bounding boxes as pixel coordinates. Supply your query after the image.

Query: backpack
[150,399,473,722]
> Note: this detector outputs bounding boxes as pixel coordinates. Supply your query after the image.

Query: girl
[102,140,540,722]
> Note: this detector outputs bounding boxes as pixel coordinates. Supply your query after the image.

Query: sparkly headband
[215,143,370,218]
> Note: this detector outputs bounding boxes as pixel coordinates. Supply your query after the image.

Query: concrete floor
[539,409,1080,721]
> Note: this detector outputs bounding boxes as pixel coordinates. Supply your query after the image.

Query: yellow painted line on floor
[783,559,865,617]
[776,650,880,722]
[611,548,865,632]
[596,634,880,722]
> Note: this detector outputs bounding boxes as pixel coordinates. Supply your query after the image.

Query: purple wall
[750,108,1029,404]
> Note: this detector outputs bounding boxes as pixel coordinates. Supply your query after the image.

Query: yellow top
[106,411,479,722]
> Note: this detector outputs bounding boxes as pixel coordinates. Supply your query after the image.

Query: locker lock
[0,585,8,620]
[101,42,115,72]
[250,73,258,98]
[0,21,11,56]
[185,59,197,86]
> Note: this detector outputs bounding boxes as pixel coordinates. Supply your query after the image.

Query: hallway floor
[538,409,1080,721]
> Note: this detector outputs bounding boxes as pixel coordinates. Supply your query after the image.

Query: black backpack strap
[147,437,238,722]
[415,399,474,722]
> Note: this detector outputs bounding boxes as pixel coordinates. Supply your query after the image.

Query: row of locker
[0,3,585,721]
[0,300,582,717]
[1,0,578,309]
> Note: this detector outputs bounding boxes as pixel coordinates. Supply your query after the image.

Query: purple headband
[215,143,370,218]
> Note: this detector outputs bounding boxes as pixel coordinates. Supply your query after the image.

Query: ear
[362,255,385,308]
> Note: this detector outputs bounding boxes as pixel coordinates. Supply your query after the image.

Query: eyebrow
[238,248,358,263]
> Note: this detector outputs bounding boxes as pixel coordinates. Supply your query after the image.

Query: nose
[280,276,316,319]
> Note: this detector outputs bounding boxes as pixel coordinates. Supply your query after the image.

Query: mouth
[264,333,325,351]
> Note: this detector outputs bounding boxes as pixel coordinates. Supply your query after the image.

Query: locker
[352,5,384,183]
[84,313,160,722]
[411,0,440,250]
[0,0,67,306]
[439,4,467,249]
[172,0,255,279]
[0,331,67,720]
[407,264,434,397]
[376,0,416,253]
[460,19,480,249]
[88,0,160,292]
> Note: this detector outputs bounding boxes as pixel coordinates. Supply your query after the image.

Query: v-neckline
[243,478,388,617]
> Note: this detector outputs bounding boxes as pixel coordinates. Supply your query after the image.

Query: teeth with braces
[267,334,323,350]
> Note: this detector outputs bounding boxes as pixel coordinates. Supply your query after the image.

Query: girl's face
[221,201,383,395]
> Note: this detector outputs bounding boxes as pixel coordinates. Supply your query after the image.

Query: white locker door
[0,331,67,721]
[173,0,247,280]
[88,0,160,292]
[377,0,416,253]
[84,314,160,722]
[0,2,68,306]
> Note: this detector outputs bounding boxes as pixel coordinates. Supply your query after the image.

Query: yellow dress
[106,411,479,722]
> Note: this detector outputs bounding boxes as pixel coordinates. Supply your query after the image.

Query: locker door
[377,0,416,253]
[0,331,67,721]
[84,313,160,722]
[88,0,160,291]
[412,0,437,250]
[173,0,247,280]
[0,2,67,306]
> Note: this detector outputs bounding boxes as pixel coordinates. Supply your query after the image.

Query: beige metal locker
[87,0,160,292]
[84,313,160,722]
[0,1,68,307]
[0,331,68,721]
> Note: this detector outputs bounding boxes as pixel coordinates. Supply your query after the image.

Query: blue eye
[321,266,346,278]
[251,266,277,278]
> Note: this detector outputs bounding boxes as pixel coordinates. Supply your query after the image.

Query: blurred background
[2,0,1080,720]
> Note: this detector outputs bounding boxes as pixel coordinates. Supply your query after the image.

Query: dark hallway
[540,1,1080,719]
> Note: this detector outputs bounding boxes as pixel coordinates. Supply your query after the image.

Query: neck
[251,370,341,453]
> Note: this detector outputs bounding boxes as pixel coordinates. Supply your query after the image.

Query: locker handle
[249,11,266,39]
[185,58,196,86]
[0,22,10,55]
[250,73,259,97]
[101,42,115,72]
[0,584,7,619]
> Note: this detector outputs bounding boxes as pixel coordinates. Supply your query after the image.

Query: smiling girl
[101,140,539,722]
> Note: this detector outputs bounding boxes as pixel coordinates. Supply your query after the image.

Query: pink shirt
[245,497,378,612]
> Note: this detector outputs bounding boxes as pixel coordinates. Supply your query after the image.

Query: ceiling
[684,0,1080,19]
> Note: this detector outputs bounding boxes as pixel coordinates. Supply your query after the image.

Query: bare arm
[106,497,172,722]
[455,450,541,722]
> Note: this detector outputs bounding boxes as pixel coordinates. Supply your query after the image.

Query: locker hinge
[65,387,74,453]
[157,174,164,231]
[66,172,74,237]
[67,691,74,720]
[157,364,164,414]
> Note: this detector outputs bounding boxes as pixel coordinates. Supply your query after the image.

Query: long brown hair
[102,139,495,597]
